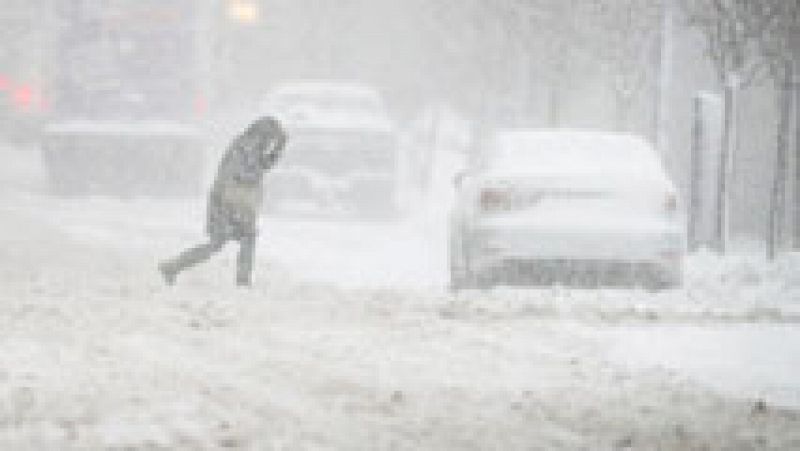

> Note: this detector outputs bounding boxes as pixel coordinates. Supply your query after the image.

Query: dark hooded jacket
[206,117,285,239]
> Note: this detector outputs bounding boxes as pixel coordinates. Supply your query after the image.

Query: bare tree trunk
[768,61,793,260]
[715,80,736,254]
[689,95,704,252]
[655,0,674,155]
[614,93,633,132]
[548,82,561,127]
[548,54,567,128]
[615,101,625,131]
[794,68,800,250]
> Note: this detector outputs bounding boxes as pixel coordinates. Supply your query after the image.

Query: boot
[159,238,227,286]
[158,261,178,286]
[236,234,256,288]
[236,275,251,287]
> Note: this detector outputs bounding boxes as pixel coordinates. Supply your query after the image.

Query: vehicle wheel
[644,279,676,292]
[642,264,683,292]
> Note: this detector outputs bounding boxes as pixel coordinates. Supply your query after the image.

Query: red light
[12,84,34,110]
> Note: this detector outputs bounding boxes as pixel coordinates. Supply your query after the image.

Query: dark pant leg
[236,234,257,286]
[166,236,227,275]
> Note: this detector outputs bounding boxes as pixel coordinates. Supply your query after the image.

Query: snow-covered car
[261,81,400,217]
[449,129,686,290]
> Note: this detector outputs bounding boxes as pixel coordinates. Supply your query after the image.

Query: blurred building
[0,0,48,144]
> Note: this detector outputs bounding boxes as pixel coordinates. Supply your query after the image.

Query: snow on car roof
[266,81,383,102]
[487,129,664,176]
[262,81,393,131]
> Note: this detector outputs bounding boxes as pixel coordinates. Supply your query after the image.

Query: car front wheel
[641,260,684,291]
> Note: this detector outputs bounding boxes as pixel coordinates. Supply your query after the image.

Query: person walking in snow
[159,115,287,287]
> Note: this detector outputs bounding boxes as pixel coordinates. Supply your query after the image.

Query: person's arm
[229,135,264,184]
[260,134,286,171]
[236,153,263,184]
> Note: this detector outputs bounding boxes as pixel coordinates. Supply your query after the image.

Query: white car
[261,81,400,218]
[449,129,686,290]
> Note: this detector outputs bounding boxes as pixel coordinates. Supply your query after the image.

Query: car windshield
[485,131,663,176]
[267,87,384,118]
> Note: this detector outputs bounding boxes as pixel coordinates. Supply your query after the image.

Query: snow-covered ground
[600,324,800,409]
[1,144,799,449]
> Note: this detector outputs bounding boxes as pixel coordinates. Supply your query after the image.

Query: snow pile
[687,247,799,291]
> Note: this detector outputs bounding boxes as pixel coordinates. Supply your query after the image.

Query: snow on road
[599,324,800,409]
[1,145,799,449]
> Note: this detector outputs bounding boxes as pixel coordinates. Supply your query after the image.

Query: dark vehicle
[42,0,209,196]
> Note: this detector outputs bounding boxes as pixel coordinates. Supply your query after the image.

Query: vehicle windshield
[267,87,385,118]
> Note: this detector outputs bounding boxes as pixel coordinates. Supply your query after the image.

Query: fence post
[715,79,737,254]
[768,60,793,260]
[689,95,703,252]
[794,66,800,250]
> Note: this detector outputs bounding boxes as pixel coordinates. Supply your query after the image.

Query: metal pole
[656,0,674,158]
[689,95,703,252]
[794,68,800,249]
[768,60,793,259]
[716,77,737,254]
